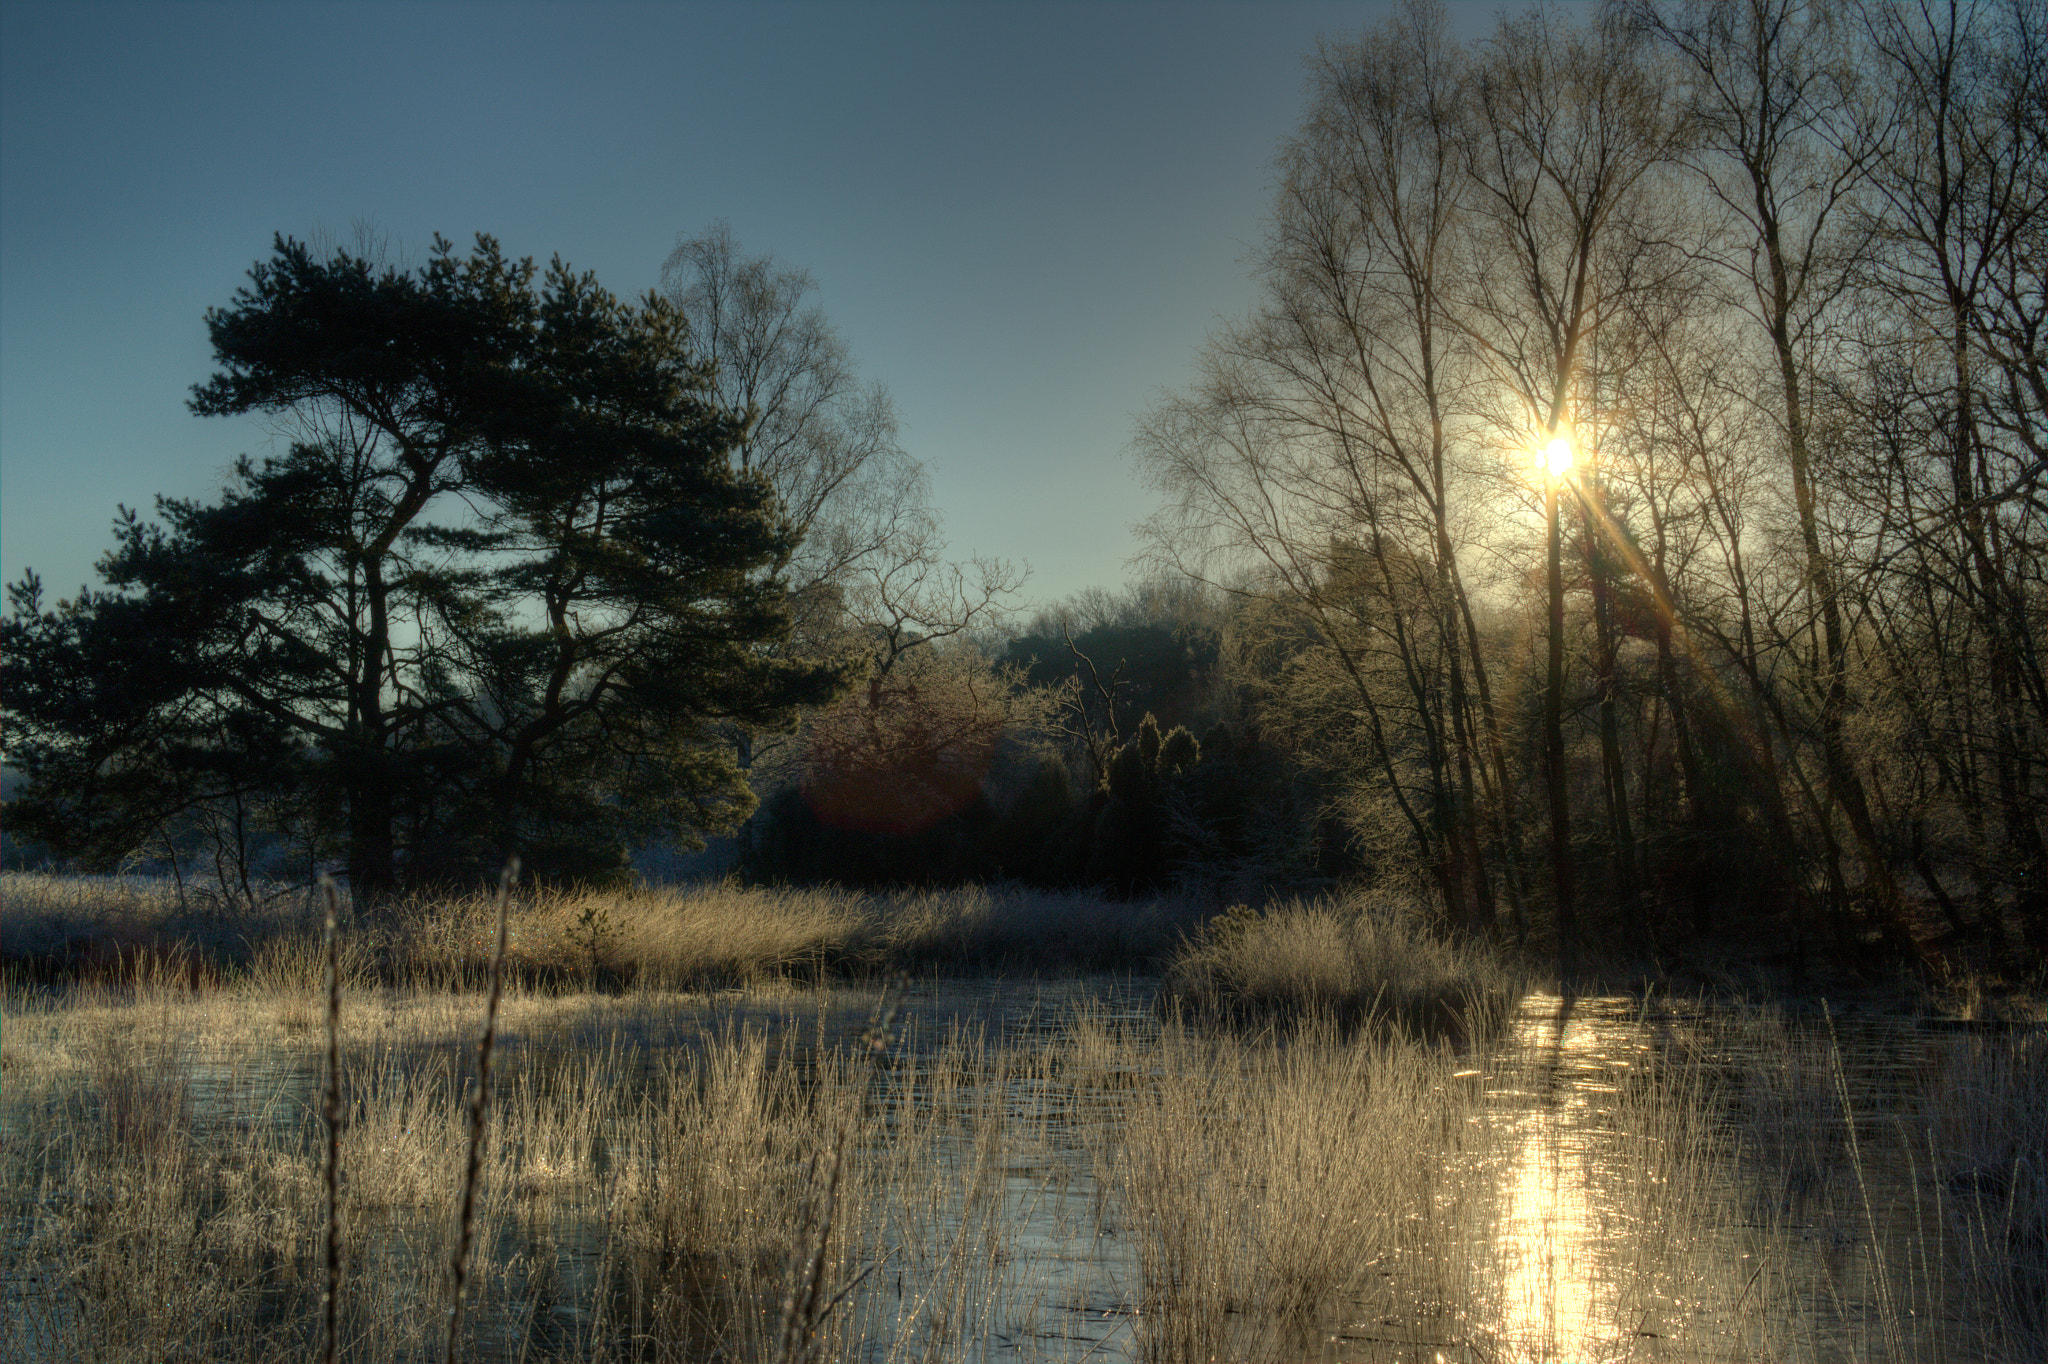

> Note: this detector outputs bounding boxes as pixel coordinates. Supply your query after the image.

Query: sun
[1541,435,1575,479]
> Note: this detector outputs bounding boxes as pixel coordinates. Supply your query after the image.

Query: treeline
[5,2,2041,973]
[1122,0,2046,964]
[751,0,2047,969]
[740,581,1347,899]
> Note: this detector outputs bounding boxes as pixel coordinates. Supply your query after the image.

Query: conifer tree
[2,234,846,897]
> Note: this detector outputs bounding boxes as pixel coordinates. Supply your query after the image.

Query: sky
[2,0,1553,620]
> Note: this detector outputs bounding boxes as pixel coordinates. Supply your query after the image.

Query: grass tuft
[1161,889,1522,1043]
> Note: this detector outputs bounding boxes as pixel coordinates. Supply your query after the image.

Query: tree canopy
[1133,0,2046,964]
[2,233,847,897]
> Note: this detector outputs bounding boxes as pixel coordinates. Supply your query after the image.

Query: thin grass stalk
[445,857,516,1364]
[774,983,900,1364]
[320,875,343,1364]
[776,1143,843,1364]
[1826,1004,1904,1361]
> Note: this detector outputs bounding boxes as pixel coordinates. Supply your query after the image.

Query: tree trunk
[1545,479,1578,986]
[1583,476,1640,919]
[348,555,399,906]
[347,778,397,907]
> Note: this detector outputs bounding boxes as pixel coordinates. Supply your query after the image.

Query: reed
[1161,890,1522,1043]
[2,871,1207,992]
[319,878,342,1364]
[1917,1027,2048,1362]
[446,858,516,1364]
[3,873,2043,1363]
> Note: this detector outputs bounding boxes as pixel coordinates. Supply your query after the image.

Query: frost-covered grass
[1161,890,1524,1044]
[4,874,2041,1363]
[1,871,1199,991]
[2,970,2043,1362]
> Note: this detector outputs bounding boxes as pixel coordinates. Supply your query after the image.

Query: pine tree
[2,235,847,897]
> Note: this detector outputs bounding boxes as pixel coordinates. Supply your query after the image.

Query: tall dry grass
[6,980,2044,1362]
[4,871,2042,1363]
[0,973,1075,1362]
[1921,1028,2048,1359]
[1063,994,2047,1364]
[1162,890,1523,1043]
[1069,1013,1471,1361]
[1712,1008,2048,1364]
[1,871,1203,993]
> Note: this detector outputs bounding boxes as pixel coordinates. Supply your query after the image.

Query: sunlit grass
[1161,890,1525,1044]
[0,871,1205,994]
[3,875,2041,1363]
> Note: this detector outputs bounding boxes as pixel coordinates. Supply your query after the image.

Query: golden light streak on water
[1486,993,1627,1364]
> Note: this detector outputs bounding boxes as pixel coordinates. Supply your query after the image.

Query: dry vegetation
[0,872,1207,993]
[2,875,2043,1363]
[1159,891,1524,1044]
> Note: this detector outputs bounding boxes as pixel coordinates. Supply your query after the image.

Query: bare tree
[662,225,1025,788]
[1617,0,2048,958]
[1138,0,1525,933]
[1459,3,1692,970]
[1136,0,1860,970]
[662,223,914,571]
[1850,0,2048,942]
[1121,0,2037,970]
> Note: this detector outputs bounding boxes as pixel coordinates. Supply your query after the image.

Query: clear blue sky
[2,0,1545,617]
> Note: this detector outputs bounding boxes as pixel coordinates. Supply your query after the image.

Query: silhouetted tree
[2,234,845,898]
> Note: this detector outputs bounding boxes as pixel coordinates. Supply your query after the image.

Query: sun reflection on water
[1478,992,1678,1364]
[1492,996,1604,1362]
